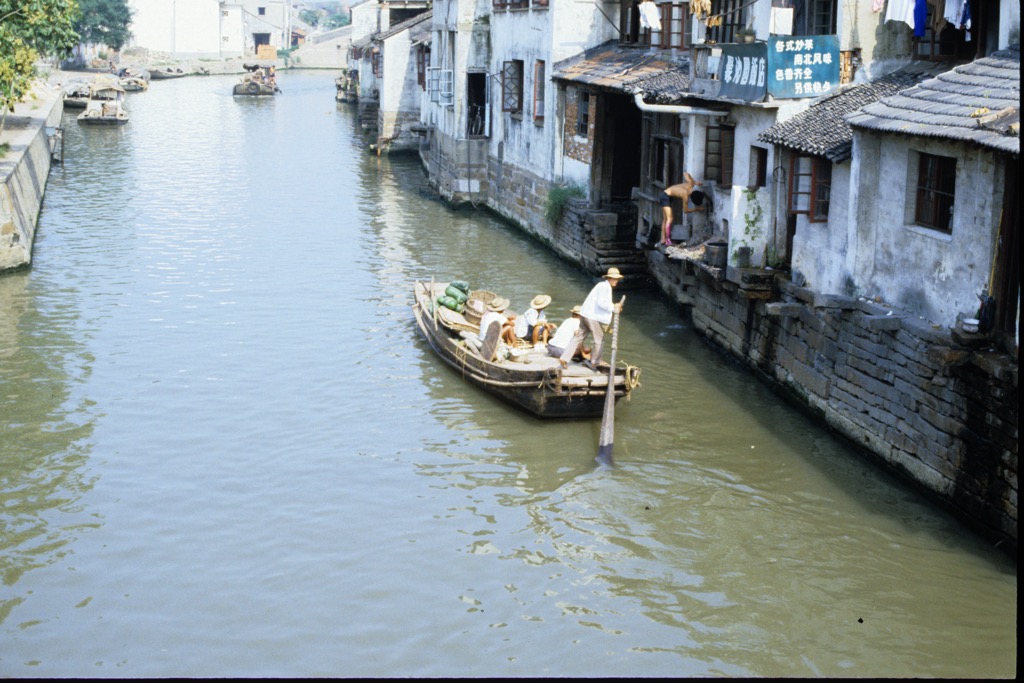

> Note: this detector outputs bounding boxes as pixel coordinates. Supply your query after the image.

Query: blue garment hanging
[914,0,928,37]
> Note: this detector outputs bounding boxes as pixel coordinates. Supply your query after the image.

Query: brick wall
[563,86,594,163]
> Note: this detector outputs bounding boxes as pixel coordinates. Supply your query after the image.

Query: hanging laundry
[885,0,916,30]
[960,0,972,41]
[932,0,947,32]
[639,0,663,32]
[913,0,927,37]
[943,0,965,25]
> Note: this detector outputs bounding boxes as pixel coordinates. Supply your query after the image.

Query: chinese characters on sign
[717,43,768,101]
[767,35,840,99]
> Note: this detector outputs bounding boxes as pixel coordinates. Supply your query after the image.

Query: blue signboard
[717,43,769,102]
[767,35,840,99]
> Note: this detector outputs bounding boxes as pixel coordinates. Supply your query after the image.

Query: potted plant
[736,26,756,43]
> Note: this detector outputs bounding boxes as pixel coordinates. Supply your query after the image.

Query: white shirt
[580,279,615,325]
[639,1,662,31]
[885,0,915,29]
[549,317,580,349]
[478,311,507,340]
[514,307,545,338]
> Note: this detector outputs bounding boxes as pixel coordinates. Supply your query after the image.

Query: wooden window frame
[576,90,591,137]
[705,124,735,188]
[914,153,956,233]
[533,60,546,122]
[417,46,430,89]
[750,146,768,188]
[653,3,691,49]
[788,155,831,222]
[501,60,524,114]
[707,0,745,44]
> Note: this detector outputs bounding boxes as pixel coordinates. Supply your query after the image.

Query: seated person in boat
[478,297,517,345]
[514,294,557,345]
[547,305,591,368]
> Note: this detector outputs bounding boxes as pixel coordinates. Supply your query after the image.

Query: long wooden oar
[596,296,624,467]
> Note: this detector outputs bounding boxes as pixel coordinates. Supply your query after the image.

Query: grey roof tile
[758,66,940,161]
[552,41,690,100]
[846,47,1020,155]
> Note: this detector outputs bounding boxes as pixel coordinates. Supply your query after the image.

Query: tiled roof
[758,66,940,162]
[376,10,432,42]
[552,41,690,101]
[846,47,1020,155]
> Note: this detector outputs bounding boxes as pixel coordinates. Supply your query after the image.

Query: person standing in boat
[660,172,706,246]
[559,267,624,371]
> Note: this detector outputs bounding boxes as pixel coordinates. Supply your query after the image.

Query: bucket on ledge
[704,241,728,268]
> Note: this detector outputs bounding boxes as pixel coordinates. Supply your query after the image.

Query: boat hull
[412,281,639,419]
[233,82,277,96]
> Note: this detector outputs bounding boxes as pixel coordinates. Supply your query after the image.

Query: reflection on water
[0,271,98,623]
[0,72,1015,678]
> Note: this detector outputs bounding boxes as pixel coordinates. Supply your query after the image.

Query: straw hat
[570,305,582,314]
[487,296,510,312]
[530,294,552,309]
[604,267,624,279]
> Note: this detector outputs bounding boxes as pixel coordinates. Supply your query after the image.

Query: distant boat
[233,63,279,96]
[233,79,278,96]
[120,75,148,92]
[412,280,641,418]
[77,76,128,125]
[149,67,188,80]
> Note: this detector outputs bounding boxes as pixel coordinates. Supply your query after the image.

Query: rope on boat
[624,364,642,391]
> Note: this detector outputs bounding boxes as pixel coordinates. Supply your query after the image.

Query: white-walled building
[127,0,291,59]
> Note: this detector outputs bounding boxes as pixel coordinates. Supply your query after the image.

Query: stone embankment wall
[1,86,62,273]
[651,255,1018,552]
[484,178,644,283]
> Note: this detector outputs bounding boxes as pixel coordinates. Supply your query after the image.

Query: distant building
[127,0,291,59]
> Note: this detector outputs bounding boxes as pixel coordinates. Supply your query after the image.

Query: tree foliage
[76,0,133,52]
[0,0,80,111]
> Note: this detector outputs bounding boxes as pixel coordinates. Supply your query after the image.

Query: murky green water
[0,71,1015,677]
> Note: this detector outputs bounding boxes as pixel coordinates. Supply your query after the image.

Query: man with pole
[558,267,625,371]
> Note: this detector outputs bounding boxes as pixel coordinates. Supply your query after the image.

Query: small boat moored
[149,67,188,80]
[117,65,150,91]
[412,280,640,419]
[77,76,128,125]
[62,79,91,109]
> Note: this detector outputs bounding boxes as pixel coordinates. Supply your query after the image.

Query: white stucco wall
[426,0,488,145]
[790,158,852,291]
[128,0,225,58]
[350,1,380,42]
[489,2,616,188]
[380,31,417,115]
[848,130,1005,326]
[220,4,245,58]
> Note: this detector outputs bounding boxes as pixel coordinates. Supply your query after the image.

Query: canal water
[0,71,1015,677]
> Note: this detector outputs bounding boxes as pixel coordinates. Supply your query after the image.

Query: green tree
[1,0,80,113]
[299,9,321,27]
[75,0,133,52]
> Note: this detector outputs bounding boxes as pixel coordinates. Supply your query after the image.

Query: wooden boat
[149,67,188,80]
[62,79,91,109]
[233,64,279,96]
[412,280,640,418]
[120,75,148,92]
[77,77,128,125]
[234,79,277,96]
